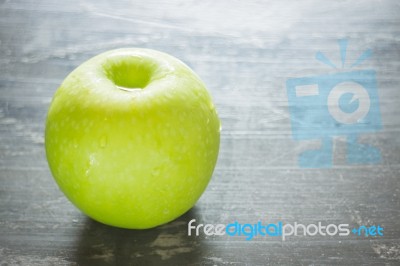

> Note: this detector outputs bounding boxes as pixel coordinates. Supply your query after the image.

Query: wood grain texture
[1,0,399,265]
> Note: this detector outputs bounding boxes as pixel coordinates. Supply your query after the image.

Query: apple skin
[45,48,220,229]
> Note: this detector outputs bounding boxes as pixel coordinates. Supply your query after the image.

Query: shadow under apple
[74,207,206,265]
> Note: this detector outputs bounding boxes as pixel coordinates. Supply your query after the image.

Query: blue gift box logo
[286,40,382,168]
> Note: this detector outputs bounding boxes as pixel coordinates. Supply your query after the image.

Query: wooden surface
[1,0,400,265]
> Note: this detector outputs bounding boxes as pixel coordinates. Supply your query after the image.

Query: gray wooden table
[1,0,399,265]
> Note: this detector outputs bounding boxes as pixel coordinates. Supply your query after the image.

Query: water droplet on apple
[151,167,160,177]
[99,135,108,148]
[73,139,78,148]
[209,102,215,111]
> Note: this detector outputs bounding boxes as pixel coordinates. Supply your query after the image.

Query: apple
[45,48,220,229]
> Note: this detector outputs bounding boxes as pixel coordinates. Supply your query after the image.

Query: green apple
[45,48,220,229]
